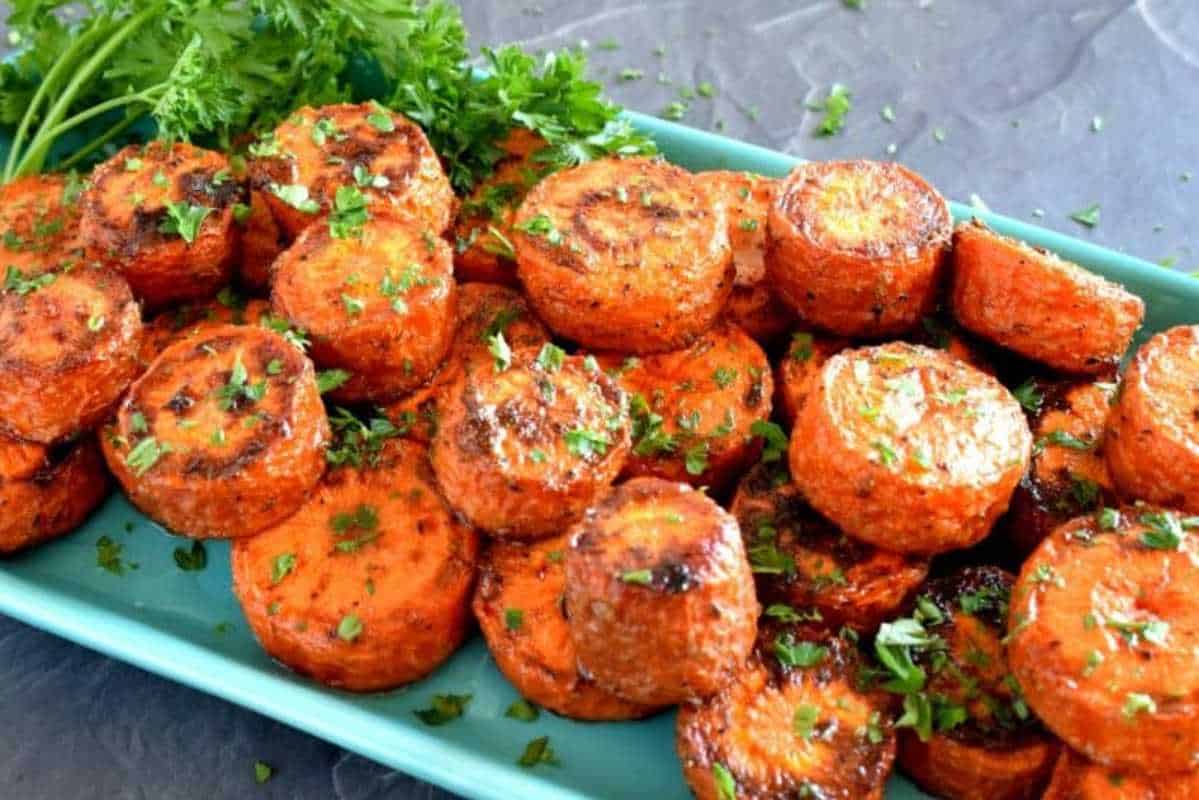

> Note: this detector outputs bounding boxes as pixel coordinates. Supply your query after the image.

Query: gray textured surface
[1,1,1196,798]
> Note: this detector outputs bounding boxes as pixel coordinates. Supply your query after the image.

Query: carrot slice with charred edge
[473,534,662,721]
[677,629,895,800]
[452,128,548,286]
[0,262,142,444]
[1005,380,1117,559]
[138,296,271,368]
[381,282,550,443]
[790,342,1031,555]
[765,160,951,337]
[232,439,479,692]
[594,319,772,493]
[1105,325,1199,513]
[247,103,454,239]
[0,436,109,555]
[513,156,734,353]
[695,170,792,343]
[891,567,1059,800]
[731,461,928,634]
[236,189,288,293]
[102,324,328,539]
[432,347,629,539]
[774,328,851,428]
[271,212,457,403]
[79,141,243,309]
[564,478,758,705]
[0,174,84,274]
[1043,748,1199,800]
[1008,509,1199,775]
[950,219,1144,375]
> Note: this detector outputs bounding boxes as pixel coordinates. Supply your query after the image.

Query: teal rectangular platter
[1,111,1194,800]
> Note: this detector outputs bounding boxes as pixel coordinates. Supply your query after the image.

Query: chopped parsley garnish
[1122,692,1156,720]
[337,614,363,642]
[125,436,170,476]
[488,331,512,371]
[751,420,788,464]
[712,763,737,800]
[764,603,821,624]
[517,736,559,768]
[328,185,369,239]
[536,343,565,372]
[173,541,207,572]
[683,441,709,476]
[414,693,472,726]
[514,214,561,246]
[504,608,524,631]
[712,366,737,388]
[565,428,609,458]
[316,369,351,394]
[873,440,898,466]
[325,407,402,469]
[774,635,828,669]
[620,568,653,586]
[809,83,852,137]
[330,504,380,553]
[253,761,273,784]
[3,265,56,295]
[793,704,820,740]
[96,536,134,575]
[269,183,320,214]
[1036,430,1094,452]
[1012,379,1043,414]
[748,523,795,575]
[366,104,395,132]
[158,200,211,244]
[737,218,758,232]
[1070,203,1101,228]
[341,293,366,315]
[270,552,296,585]
[86,313,105,331]
[1138,511,1184,550]
[215,353,267,411]
[505,699,539,722]
[630,393,676,457]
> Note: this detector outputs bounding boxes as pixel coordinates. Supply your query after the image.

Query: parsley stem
[39,88,162,144]
[54,114,142,172]
[13,3,162,177]
[2,17,108,181]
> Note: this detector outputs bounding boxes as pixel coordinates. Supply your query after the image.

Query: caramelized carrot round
[1043,748,1199,800]
[731,462,928,633]
[677,634,896,800]
[789,342,1031,554]
[431,348,630,539]
[1105,325,1199,512]
[232,439,479,692]
[0,262,142,443]
[1008,509,1199,774]
[79,141,243,308]
[452,128,547,285]
[236,189,287,293]
[0,436,109,555]
[951,220,1144,374]
[138,295,271,368]
[271,212,457,403]
[774,328,850,427]
[765,160,951,337]
[1006,381,1117,558]
[595,319,773,492]
[695,170,791,342]
[565,478,758,705]
[514,157,734,353]
[102,325,328,539]
[895,567,1060,800]
[473,534,661,720]
[0,174,83,274]
[247,103,454,239]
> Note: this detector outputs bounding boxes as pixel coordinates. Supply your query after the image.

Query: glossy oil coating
[514,156,733,353]
[789,342,1031,554]
[0,262,143,443]
[232,439,480,692]
[564,477,758,705]
[766,160,951,337]
[1008,509,1199,775]
[79,141,243,308]
[271,212,457,403]
[951,220,1144,375]
[472,534,661,721]
[1105,325,1199,513]
[248,103,454,239]
[0,174,84,273]
[0,436,109,555]
[102,325,328,539]
[1043,748,1199,800]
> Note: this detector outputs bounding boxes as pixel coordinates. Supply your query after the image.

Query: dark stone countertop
[1,1,1196,798]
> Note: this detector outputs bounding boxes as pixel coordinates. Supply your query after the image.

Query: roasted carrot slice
[884,567,1059,800]
[0,173,83,274]
[138,294,271,368]
[102,324,328,539]
[452,128,548,286]
[731,462,928,633]
[950,219,1144,374]
[766,160,951,337]
[1043,748,1199,800]
[789,342,1031,554]
[774,328,850,427]
[695,170,791,343]
[232,438,480,692]
[474,534,661,720]
[431,346,630,539]
[677,631,896,800]
[514,156,734,353]
[1105,325,1199,512]
[247,102,454,239]
[236,189,287,293]
[1008,508,1199,775]
[595,319,773,492]
[1005,380,1117,558]
[0,262,142,443]
[270,212,457,403]
[79,141,243,308]
[0,436,110,555]
[565,477,758,705]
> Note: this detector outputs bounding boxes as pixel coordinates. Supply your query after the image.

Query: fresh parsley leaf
[505,699,539,722]
[253,761,273,785]
[158,200,211,244]
[1012,379,1043,414]
[517,736,559,768]
[1070,204,1101,228]
[504,608,524,631]
[3,265,56,295]
[96,536,133,575]
[751,420,788,464]
[1139,511,1184,550]
[712,763,737,800]
[810,83,852,136]
[125,436,170,476]
[316,369,351,395]
[565,428,609,458]
[536,342,565,372]
[774,635,828,669]
[793,704,820,740]
[173,541,207,572]
[328,185,369,239]
[620,568,653,586]
[414,693,472,726]
[337,614,363,642]
[271,553,296,585]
